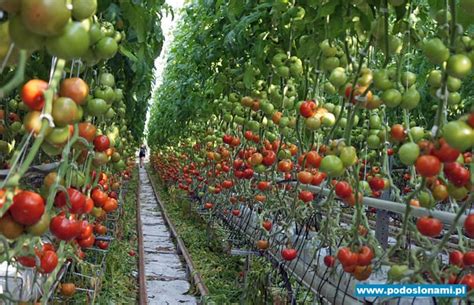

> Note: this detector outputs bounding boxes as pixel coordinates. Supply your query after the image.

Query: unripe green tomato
[339,118,347,128]
[447,183,469,200]
[8,99,18,111]
[409,127,425,142]
[398,142,420,165]
[323,82,337,94]
[320,155,344,177]
[369,115,382,129]
[321,113,336,127]
[447,92,461,105]
[447,76,462,92]
[423,38,449,65]
[427,70,442,87]
[442,121,474,151]
[418,190,435,208]
[367,134,381,149]
[400,71,416,88]
[373,69,393,91]
[382,89,402,108]
[305,117,321,130]
[400,87,420,110]
[340,146,357,167]
[322,57,340,71]
[388,265,409,281]
[446,54,472,79]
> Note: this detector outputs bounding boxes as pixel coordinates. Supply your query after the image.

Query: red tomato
[84,197,94,214]
[78,122,97,142]
[49,213,81,241]
[17,256,36,268]
[465,214,474,238]
[78,221,93,240]
[459,274,474,290]
[390,124,406,142]
[297,171,313,184]
[298,190,314,202]
[306,151,322,168]
[337,247,358,267]
[449,250,464,267]
[311,171,326,186]
[262,150,276,166]
[54,188,86,214]
[368,177,385,191]
[432,139,460,163]
[281,248,297,261]
[96,240,109,250]
[93,135,110,152]
[262,220,272,231]
[444,162,470,187]
[324,255,336,267]
[463,251,474,266]
[357,246,374,266]
[277,160,293,173]
[335,181,352,198]
[299,100,317,118]
[257,181,270,191]
[415,155,441,178]
[221,180,232,189]
[77,235,95,248]
[10,191,45,226]
[21,79,48,111]
[222,134,233,144]
[91,188,108,207]
[39,250,58,273]
[416,216,443,237]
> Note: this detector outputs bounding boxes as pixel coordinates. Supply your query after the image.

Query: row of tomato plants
[147,0,474,300]
[0,0,158,303]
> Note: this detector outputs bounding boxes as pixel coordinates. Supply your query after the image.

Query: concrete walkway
[139,167,197,304]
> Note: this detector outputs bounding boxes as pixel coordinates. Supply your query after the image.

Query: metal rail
[296,183,469,226]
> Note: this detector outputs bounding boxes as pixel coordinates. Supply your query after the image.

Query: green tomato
[99,73,115,87]
[427,70,442,88]
[400,71,416,88]
[409,127,425,142]
[400,87,420,110]
[367,134,381,149]
[95,37,118,60]
[373,69,393,91]
[447,76,462,92]
[46,21,90,60]
[447,183,469,200]
[443,120,474,151]
[369,115,382,129]
[423,38,449,65]
[418,190,435,209]
[86,98,109,116]
[446,54,472,79]
[321,113,336,127]
[447,92,461,105]
[322,57,340,72]
[320,155,344,177]
[26,213,50,236]
[340,146,357,167]
[329,67,347,88]
[398,142,420,165]
[382,89,402,108]
[388,265,409,281]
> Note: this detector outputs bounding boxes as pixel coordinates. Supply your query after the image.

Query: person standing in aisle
[139,144,147,168]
